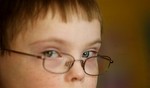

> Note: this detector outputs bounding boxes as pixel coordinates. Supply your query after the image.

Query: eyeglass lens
[43,54,110,75]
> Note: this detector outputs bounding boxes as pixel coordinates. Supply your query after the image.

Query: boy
[0,0,113,88]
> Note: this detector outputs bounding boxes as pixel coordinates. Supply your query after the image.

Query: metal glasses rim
[1,48,113,76]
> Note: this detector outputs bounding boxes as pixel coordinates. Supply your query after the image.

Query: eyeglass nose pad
[65,60,84,68]
[65,61,73,67]
[79,60,84,68]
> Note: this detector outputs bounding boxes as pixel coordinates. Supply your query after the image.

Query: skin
[0,11,101,88]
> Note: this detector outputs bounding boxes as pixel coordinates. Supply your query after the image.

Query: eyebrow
[30,38,102,47]
[87,39,102,46]
[29,38,69,46]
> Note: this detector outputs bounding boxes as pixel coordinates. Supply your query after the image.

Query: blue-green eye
[82,51,97,58]
[42,50,60,58]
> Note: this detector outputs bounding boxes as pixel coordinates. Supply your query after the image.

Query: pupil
[44,51,52,57]
[83,52,89,58]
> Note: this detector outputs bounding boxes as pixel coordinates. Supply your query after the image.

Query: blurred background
[97,0,150,88]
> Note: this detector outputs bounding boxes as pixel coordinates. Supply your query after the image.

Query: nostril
[71,77,78,81]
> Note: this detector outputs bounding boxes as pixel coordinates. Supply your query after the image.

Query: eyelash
[82,50,98,58]
[42,50,61,58]
[41,49,98,58]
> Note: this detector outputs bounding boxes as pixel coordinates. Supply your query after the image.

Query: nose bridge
[69,59,85,74]
[74,60,84,68]
[67,53,85,70]
[65,53,86,74]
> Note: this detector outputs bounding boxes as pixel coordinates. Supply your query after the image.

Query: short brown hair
[0,0,102,54]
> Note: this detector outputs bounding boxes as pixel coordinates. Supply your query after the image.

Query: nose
[65,60,85,82]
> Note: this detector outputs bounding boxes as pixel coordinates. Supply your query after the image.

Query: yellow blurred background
[97,0,150,88]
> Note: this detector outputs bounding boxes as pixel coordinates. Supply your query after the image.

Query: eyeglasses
[2,49,113,76]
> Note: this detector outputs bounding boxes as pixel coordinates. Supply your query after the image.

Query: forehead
[12,11,101,50]
[29,11,101,41]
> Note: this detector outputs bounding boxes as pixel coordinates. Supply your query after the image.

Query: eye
[82,51,98,58]
[42,50,60,59]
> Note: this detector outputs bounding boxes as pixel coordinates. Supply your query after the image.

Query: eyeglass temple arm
[2,49,42,59]
[99,55,114,63]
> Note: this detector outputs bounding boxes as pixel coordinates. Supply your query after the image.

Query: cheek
[21,72,62,88]
[85,76,98,88]
[16,60,65,88]
[0,55,64,88]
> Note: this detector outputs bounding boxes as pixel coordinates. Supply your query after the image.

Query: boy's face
[0,12,101,88]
